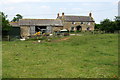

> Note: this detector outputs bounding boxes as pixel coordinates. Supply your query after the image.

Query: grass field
[2,34,118,78]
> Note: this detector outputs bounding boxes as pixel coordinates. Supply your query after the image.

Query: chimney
[57,13,60,18]
[62,12,64,17]
[89,12,92,17]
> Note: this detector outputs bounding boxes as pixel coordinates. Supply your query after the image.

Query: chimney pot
[57,13,60,17]
[62,12,64,16]
[89,12,92,17]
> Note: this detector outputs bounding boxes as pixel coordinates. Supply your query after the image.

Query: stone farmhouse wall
[63,22,95,31]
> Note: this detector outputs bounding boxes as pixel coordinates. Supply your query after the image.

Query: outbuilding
[10,19,63,38]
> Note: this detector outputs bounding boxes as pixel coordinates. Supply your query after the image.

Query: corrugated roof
[9,22,19,27]
[58,15,94,22]
[19,19,63,26]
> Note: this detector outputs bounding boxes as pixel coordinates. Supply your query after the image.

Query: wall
[20,25,63,37]
[8,27,20,38]
[52,26,63,32]
[20,26,30,38]
[81,22,95,31]
[63,22,94,31]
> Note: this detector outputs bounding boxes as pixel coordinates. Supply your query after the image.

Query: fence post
[8,35,10,41]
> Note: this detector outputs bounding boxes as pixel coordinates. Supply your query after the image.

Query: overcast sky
[0,0,119,23]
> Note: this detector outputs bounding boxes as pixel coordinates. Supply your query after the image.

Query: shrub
[76,30,81,33]
[42,33,50,36]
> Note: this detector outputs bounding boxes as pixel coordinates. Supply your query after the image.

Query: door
[47,26,52,33]
[30,26,35,35]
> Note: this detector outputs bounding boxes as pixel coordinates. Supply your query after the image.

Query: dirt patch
[55,37,70,42]
[32,37,70,43]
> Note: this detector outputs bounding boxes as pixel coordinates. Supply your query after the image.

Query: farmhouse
[57,12,95,31]
[10,12,95,38]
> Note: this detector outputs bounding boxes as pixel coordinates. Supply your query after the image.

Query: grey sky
[0,0,119,23]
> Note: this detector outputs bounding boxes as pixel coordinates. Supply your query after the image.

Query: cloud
[39,5,50,9]
[72,8,83,11]
[59,8,67,13]
[1,4,51,18]
[5,7,15,11]
[0,0,40,4]
[0,0,118,5]
[112,0,119,5]
[0,0,117,23]
[1,0,25,4]
[81,3,107,6]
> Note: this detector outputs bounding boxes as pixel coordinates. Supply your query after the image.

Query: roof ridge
[20,19,56,20]
[9,22,19,23]
[64,15,90,17]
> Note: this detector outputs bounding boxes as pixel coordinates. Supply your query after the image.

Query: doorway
[76,25,82,31]
[87,27,90,30]
[35,26,47,34]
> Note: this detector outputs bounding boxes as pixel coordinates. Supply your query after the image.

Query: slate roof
[58,15,94,22]
[19,19,63,26]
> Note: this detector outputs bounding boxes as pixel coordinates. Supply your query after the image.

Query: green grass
[2,34,118,78]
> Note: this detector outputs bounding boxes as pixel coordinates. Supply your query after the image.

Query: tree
[0,12,11,31]
[11,14,23,22]
[95,19,120,33]
[99,19,116,33]
[95,23,101,30]
[115,18,120,31]
[100,19,110,32]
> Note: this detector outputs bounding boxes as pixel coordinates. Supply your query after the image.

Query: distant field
[2,34,118,78]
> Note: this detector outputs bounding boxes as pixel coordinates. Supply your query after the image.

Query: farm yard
[2,34,118,78]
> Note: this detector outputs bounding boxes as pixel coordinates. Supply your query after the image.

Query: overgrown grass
[2,34,118,78]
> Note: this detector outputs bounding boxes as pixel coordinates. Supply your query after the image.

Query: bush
[76,30,81,33]
[27,35,47,41]
[42,33,50,36]
[70,30,74,33]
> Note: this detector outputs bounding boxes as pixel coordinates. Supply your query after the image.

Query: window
[87,27,90,30]
[88,22,90,25]
[71,27,74,31]
[84,22,86,24]
[72,22,75,24]
[81,22,83,24]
